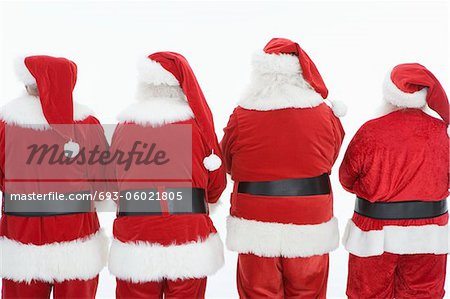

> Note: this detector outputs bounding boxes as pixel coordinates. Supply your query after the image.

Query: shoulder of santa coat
[76,115,101,125]
[0,94,95,130]
[223,107,241,133]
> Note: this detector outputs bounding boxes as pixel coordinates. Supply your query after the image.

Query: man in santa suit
[108,52,227,298]
[340,63,449,298]
[221,38,346,298]
[0,56,109,298]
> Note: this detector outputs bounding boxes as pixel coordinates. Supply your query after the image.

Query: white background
[0,1,448,298]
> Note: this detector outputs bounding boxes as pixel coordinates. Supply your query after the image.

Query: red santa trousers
[1,276,99,299]
[116,277,207,299]
[237,253,329,299]
[347,253,447,299]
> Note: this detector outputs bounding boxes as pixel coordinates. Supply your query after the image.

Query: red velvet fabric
[110,119,226,245]
[24,56,78,142]
[237,253,329,299]
[0,116,107,244]
[116,277,207,299]
[221,104,344,225]
[263,38,328,99]
[347,253,447,299]
[2,276,99,299]
[339,109,449,230]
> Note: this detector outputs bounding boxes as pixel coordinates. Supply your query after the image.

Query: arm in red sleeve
[339,127,365,193]
[81,116,110,196]
[0,122,5,193]
[107,125,121,196]
[330,114,345,164]
[220,109,239,175]
[206,138,227,204]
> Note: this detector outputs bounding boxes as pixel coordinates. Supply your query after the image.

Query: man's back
[340,108,448,202]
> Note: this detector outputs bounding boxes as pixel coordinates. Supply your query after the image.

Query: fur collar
[0,94,94,130]
[118,83,194,127]
[238,72,324,111]
[117,97,194,127]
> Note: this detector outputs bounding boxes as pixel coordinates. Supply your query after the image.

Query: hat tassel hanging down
[17,55,81,158]
[203,150,222,171]
[143,52,224,172]
[382,63,449,137]
[64,140,80,158]
[329,99,347,117]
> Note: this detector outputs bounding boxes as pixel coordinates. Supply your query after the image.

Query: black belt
[355,197,448,220]
[3,191,92,217]
[118,187,207,216]
[238,173,330,196]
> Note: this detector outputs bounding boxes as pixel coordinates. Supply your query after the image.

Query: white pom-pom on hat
[64,140,80,158]
[329,99,347,117]
[203,150,222,171]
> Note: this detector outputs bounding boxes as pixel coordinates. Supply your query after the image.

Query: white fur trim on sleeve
[383,73,427,108]
[14,56,36,86]
[137,57,179,86]
[342,219,449,257]
[226,216,339,258]
[252,51,301,75]
[0,229,109,283]
[108,233,224,282]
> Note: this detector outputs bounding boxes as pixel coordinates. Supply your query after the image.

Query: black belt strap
[118,187,207,216]
[355,196,448,220]
[238,173,330,196]
[4,191,92,217]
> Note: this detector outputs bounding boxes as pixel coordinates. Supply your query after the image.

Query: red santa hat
[383,63,449,137]
[138,52,223,171]
[253,38,347,117]
[15,55,80,157]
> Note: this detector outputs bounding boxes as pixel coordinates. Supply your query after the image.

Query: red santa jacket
[221,53,345,258]
[0,95,109,283]
[340,109,449,257]
[108,90,227,283]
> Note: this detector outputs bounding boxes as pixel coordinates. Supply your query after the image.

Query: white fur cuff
[108,233,224,282]
[343,219,449,257]
[0,229,109,283]
[226,216,339,258]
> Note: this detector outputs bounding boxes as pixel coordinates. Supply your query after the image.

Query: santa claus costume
[221,38,346,298]
[340,63,449,299]
[108,52,227,298]
[0,56,109,298]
